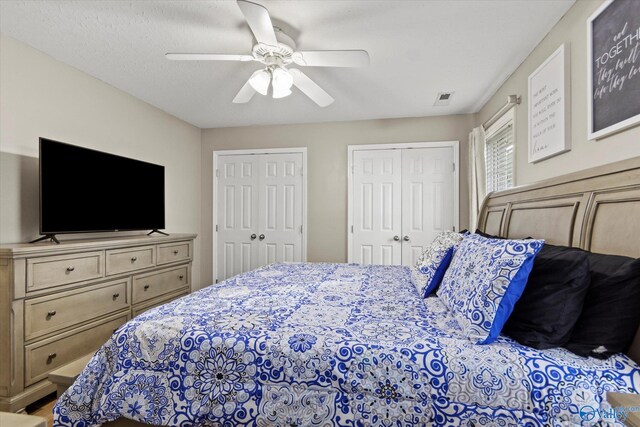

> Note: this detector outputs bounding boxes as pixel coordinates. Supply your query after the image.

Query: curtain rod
[482,95,521,130]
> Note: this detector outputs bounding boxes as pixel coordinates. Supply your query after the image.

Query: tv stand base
[29,234,60,244]
[147,229,169,236]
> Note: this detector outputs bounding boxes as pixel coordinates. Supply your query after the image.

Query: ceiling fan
[166,0,370,107]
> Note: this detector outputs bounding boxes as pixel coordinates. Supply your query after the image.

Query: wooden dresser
[0,233,197,412]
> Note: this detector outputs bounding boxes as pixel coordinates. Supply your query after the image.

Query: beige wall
[0,35,204,288]
[477,0,640,185]
[7,0,625,292]
[201,115,475,285]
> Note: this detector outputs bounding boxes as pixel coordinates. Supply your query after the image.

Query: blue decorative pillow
[412,231,465,298]
[436,233,544,344]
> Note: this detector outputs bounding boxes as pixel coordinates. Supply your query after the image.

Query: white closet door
[351,149,403,265]
[216,155,260,280]
[401,147,455,266]
[257,153,304,265]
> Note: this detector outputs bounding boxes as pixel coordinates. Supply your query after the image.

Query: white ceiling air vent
[434,92,454,106]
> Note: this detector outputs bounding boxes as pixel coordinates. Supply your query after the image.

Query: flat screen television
[37,138,165,241]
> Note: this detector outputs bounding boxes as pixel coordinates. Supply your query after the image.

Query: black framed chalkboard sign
[587,0,640,140]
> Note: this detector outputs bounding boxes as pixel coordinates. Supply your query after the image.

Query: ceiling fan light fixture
[249,69,270,96]
[272,86,292,99]
[272,67,294,91]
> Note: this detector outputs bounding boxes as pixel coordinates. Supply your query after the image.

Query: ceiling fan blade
[237,0,278,47]
[289,69,334,107]
[232,78,257,103]
[166,53,254,61]
[292,50,370,67]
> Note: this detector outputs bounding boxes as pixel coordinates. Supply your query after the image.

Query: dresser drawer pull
[47,310,57,317]
[179,275,184,280]
[131,257,138,262]
[47,353,57,362]
[112,293,120,299]
[144,285,150,291]
[173,250,179,255]
[66,266,75,272]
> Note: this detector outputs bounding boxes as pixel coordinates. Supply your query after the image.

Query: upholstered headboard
[477,156,640,364]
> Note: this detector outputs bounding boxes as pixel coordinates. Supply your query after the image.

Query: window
[485,110,515,194]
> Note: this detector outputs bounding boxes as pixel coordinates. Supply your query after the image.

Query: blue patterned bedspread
[53,263,640,426]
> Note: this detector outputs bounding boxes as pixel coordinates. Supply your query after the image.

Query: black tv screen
[39,138,165,234]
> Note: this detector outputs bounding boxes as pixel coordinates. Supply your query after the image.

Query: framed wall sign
[528,44,571,163]
[587,0,640,140]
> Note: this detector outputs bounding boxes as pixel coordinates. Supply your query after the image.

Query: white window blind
[485,121,514,194]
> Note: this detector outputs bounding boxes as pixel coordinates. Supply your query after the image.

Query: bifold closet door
[351,149,403,265]
[401,147,454,266]
[217,152,304,281]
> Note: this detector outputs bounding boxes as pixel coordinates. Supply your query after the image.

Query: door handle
[250,233,257,240]
[259,234,265,241]
[403,235,410,242]
[393,235,400,241]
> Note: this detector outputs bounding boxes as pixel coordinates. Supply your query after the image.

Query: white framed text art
[528,43,571,163]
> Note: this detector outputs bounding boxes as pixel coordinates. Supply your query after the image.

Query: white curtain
[468,126,486,230]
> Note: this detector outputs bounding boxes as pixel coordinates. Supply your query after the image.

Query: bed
[53,157,640,427]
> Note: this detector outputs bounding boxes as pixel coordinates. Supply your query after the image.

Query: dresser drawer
[133,265,188,304]
[157,241,191,265]
[106,246,155,276]
[24,278,130,341]
[25,313,128,386]
[27,252,104,291]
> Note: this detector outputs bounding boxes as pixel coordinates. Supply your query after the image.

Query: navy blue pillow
[564,253,640,359]
[503,244,591,349]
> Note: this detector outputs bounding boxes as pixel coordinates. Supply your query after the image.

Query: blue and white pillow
[412,231,465,298]
[437,233,544,344]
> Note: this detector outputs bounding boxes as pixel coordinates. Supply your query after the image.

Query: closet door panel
[401,147,455,266]
[216,155,260,280]
[351,149,402,265]
[257,153,304,265]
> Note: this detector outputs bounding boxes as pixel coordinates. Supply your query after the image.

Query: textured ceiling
[0,0,574,129]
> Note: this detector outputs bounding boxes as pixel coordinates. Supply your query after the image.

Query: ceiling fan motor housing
[252,27,296,65]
